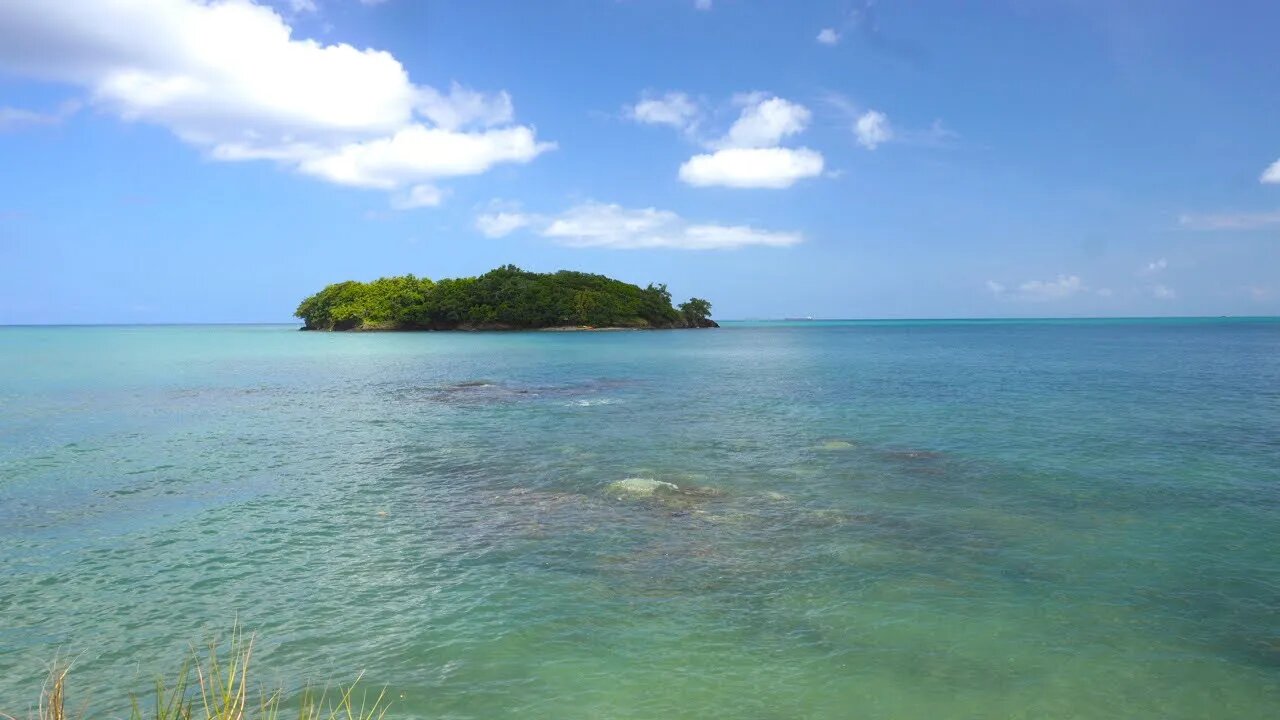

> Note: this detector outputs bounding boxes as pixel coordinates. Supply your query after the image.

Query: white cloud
[679,147,824,189]
[694,0,712,10]
[628,92,700,133]
[627,92,824,190]
[417,82,513,131]
[854,110,892,149]
[478,201,801,250]
[989,275,1087,301]
[0,105,67,130]
[1261,158,1280,184]
[817,28,841,45]
[717,96,811,149]
[1151,284,1175,300]
[545,206,672,247]
[821,91,860,118]
[0,0,551,205]
[296,125,552,189]
[544,204,800,249]
[677,223,801,249]
[915,119,959,147]
[390,184,445,210]
[1178,210,1280,230]
[1140,258,1167,275]
[475,211,535,238]
[0,99,80,131]
[668,95,823,189]
[825,92,953,149]
[288,0,318,13]
[1018,275,1085,300]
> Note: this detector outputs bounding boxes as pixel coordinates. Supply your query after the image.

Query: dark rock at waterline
[300,319,718,331]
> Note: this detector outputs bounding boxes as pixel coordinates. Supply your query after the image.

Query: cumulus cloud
[628,91,700,134]
[679,147,824,189]
[475,211,535,238]
[1261,159,1280,184]
[1178,210,1280,230]
[1141,256,1172,275]
[988,275,1087,301]
[1017,275,1085,300]
[626,91,825,189]
[296,125,551,189]
[817,28,841,45]
[717,95,811,149]
[476,201,801,250]
[545,203,800,249]
[390,184,445,210]
[854,110,892,149]
[672,95,823,189]
[1151,284,1175,300]
[417,83,514,131]
[825,92,953,150]
[0,0,552,206]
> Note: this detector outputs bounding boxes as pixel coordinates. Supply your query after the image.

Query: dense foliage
[295,265,714,330]
[678,297,713,325]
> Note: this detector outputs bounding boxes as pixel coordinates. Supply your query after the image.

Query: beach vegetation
[3,630,388,720]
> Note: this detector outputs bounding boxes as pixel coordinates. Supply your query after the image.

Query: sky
[1,0,1278,323]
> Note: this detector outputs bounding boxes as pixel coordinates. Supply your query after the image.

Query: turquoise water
[2,320,1278,718]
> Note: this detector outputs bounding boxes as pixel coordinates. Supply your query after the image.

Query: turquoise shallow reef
[1,319,1278,718]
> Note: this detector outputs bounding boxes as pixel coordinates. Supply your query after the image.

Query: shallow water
[1,320,1278,718]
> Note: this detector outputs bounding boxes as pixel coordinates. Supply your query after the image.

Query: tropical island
[295,265,717,331]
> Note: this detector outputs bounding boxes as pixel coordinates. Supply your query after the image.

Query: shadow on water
[382,377,644,407]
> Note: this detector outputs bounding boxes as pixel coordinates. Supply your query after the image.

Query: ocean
[1,319,1278,718]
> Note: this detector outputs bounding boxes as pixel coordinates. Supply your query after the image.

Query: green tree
[678,297,713,325]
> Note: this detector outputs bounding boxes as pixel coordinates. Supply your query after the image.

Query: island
[295,265,718,331]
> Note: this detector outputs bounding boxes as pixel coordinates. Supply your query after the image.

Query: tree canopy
[295,266,716,331]
[678,298,713,325]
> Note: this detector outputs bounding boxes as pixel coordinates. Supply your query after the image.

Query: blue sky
[1,0,1278,323]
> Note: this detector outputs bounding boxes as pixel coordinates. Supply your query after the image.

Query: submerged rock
[806,508,852,526]
[696,510,752,525]
[607,477,680,498]
[679,485,726,499]
[817,440,857,451]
